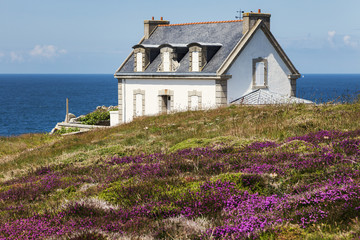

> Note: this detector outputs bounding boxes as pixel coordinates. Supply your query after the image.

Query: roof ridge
[159,19,242,27]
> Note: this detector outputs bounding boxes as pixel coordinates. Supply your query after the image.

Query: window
[158,89,174,113]
[158,45,180,72]
[162,95,171,112]
[163,52,170,72]
[190,95,199,110]
[133,45,150,72]
[133,89,145,117]
[255,61,265,86]
[188,90,202,110]
[136,52,143,72]
[135,94,143,116]
[192,51,200,72]
[252,58,268,88]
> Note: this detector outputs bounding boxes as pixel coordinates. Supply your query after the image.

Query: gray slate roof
[231,89,313,105]
[117,21,243,74]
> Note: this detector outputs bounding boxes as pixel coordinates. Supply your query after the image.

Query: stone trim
[215,80,227,106]
[133,89,145,117]
[117,79,123,124]
[242,12,271,34]
[188,90,202,110]
[189,45,207,72]
[158,89,174,113]
[252,57,268,89]
[157,47,179,72]
[133,47,150,72]
[290,78,297,97]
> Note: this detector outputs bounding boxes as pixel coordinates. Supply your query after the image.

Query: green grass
[1,102,360,181]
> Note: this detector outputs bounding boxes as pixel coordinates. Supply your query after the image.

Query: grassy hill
[0,102,360,239]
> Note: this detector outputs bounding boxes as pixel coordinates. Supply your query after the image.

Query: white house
[113,10,309,125]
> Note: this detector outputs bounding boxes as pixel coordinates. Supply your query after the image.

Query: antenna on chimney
[235,9,244,20]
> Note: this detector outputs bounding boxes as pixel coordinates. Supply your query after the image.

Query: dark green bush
[79,110,110,125]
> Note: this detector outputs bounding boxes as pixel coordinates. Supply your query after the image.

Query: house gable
[217,20,299,78]
[225,24,298,101]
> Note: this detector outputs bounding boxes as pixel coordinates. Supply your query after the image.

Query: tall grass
[1,102,359,181]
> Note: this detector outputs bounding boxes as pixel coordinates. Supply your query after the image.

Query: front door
[161,95,171,113]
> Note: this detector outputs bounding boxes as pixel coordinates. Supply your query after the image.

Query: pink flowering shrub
[0,129,360,239]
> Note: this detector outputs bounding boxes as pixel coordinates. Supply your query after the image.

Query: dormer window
[188,43,221,72]
[188,44,205,72]
[157,44,180,72]
[133,45,149,72]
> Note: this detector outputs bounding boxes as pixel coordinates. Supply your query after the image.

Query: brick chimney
[144,17,170,39]
[242,9,271,34]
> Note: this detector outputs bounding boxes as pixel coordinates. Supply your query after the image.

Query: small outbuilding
[113,10,309,125]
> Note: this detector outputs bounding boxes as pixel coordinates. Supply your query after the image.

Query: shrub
[79,110,110,125]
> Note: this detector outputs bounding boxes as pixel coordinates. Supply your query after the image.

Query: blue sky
[0,0,359,74]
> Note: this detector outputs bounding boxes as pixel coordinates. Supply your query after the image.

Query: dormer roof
[117,20,243,74]
[187,42,223,47]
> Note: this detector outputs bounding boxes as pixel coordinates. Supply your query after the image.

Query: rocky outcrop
[65,113,76,122]
[96,105,117,111]
[71,115,85,123]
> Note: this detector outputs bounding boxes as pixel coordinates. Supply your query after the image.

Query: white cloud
[327,30,336,47]
[328,31,336,38]
[10,52,24,62]
[343,35,358,48]
[29,45,67,58]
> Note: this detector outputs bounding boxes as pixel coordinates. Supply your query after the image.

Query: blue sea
[0,74,359,136]
[0,74,117,136]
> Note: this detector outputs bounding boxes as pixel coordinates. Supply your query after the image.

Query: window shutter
[255,61,265,86]
[192,51,199,72]
[135,94,143,116]
[136,52,143,72]
[190,95,199,110]
[163,52,170,71]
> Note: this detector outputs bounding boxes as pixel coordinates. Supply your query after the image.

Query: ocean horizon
[0,73,359,137]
